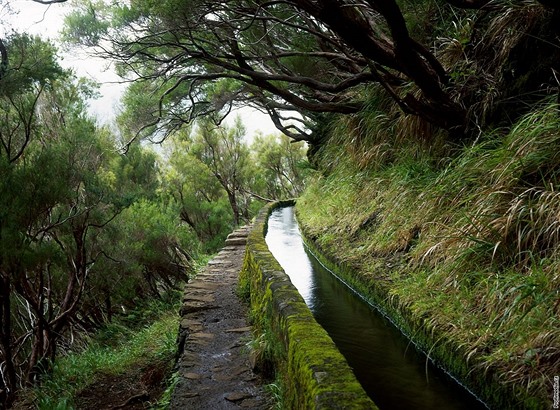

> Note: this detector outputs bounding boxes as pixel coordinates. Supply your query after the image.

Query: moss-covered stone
[241,202,378,409]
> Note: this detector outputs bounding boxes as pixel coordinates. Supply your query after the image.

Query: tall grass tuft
[420,103,560,266]
[298,102,560,407]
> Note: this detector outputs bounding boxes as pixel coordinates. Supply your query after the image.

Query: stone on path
[170,226,269,410]
[224,392,254,402]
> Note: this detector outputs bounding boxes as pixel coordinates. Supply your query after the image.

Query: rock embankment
[170,226,269,409]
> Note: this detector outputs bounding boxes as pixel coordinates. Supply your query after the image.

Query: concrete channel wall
[240,203,378,409]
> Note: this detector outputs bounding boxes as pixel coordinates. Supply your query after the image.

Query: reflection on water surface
[265,207,487,410]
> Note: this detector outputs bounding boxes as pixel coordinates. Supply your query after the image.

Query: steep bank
[296,104,560,409]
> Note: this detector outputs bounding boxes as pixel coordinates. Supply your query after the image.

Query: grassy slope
[297,104,560,409]
[19,300,180,410]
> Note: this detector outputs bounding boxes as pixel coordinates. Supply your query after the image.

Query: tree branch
[30,0,67,4]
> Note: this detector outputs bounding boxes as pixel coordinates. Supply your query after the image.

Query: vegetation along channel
[3,0,560,408]
[266,206,488,409]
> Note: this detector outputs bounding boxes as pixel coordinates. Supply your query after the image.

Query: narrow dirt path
[170,226,270,409]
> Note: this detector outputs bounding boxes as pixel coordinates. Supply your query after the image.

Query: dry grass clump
[403,103,560,405]
[299,102,560,407]
[420,103,560,267]
[480,2,547,74]
[324,89,398,172]
[436,2,552,129]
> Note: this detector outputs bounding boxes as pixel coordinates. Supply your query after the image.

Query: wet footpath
[170,226,270,409]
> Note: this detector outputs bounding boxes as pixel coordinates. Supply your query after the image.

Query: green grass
[152,371,180,410]
[264,378,285,410]
[32,304,180,409]
[297,103,560,409]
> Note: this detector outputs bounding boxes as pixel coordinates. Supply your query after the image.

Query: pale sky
[3,0,278,137]
[5,0,126,126]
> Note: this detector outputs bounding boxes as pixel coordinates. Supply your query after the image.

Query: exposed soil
[75,359,171,409]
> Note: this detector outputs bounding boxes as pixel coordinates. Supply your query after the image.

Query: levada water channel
[265,206,488,410]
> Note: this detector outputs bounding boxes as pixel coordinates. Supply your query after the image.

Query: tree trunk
[226,189,240,226]
[0,274,17,408]
[296,0,467,133]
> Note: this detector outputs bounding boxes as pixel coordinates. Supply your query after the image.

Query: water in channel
[265,207,488,410]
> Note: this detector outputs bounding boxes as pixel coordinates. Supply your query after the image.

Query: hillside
[296,99,560,409]
[289,4,560,408]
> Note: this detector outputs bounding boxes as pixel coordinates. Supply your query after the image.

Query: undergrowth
[298,103,560,408]
[27,296,181,409]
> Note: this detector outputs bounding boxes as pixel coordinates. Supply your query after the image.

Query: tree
[0,34,66,406]
[162,134,234,250]
[160,118,309,250]
[251,133,308,199]
[0,76,195,406]
[62,0,560,146]
[0,32,195,407]
[79,197,195,326]
[189,117,252,225]
[0,72,122,402]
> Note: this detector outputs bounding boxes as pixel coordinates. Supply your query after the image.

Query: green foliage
[0,35,196,405]
[79,194,197,330]
[251,134,309,199]
[152,371,180,410]
[0,33,63,97]
[115,80,171,140]
[297,103,560,409]
[61,1,111,47]
[265,379,285,410]
[160,118,309,252]
[113,142,160,204]
[161,128,236,251]
[34,305,179,409]
[418,103,560,268]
